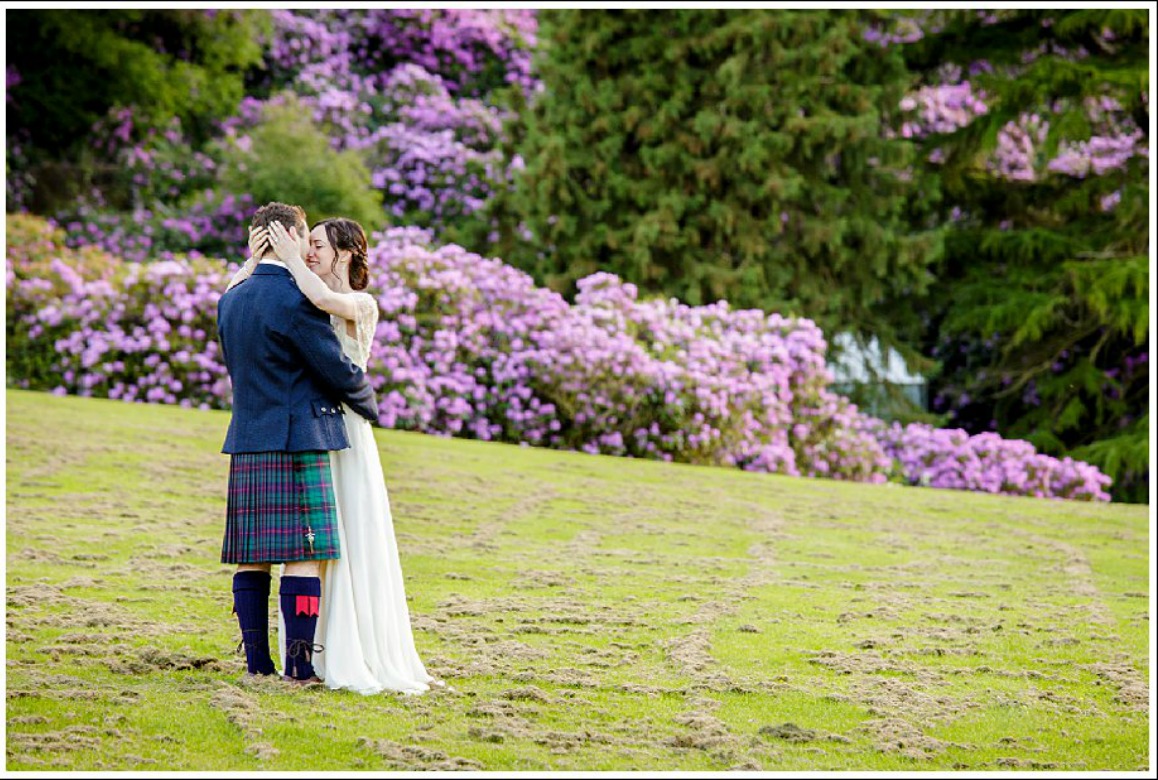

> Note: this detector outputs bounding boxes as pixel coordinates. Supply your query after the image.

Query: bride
[239,216,436,695]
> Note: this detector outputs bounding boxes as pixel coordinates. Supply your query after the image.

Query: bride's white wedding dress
[278,292,436,695]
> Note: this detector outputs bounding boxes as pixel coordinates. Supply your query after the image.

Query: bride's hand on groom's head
[248,225,270,260]
[268,220,303,263]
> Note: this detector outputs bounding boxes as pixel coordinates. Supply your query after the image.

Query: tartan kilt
[221,451,341,564]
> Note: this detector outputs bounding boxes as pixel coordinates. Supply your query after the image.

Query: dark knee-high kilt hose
[221,451,340,563]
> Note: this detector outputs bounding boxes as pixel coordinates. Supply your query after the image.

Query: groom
[217,201,379,682]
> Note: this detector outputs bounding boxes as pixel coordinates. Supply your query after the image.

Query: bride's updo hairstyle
[314,217,370,291]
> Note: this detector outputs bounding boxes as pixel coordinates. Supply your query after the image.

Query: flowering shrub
[44,110,254,264]
[6,214,1111,501]
[875,422,1112,501]
[884,41,1147,190]
[264,9,536,98]
[236,9,535,235]
[362,233,893,481]
[261,9,530,233]
[6,215,232,408]
[52,190,255,266]
[10,10,537,265]
[91,110,221,206]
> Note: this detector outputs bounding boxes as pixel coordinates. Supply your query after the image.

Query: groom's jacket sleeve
[288,298,380,424]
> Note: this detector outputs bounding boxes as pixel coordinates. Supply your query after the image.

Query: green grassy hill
[4,389,1151,771]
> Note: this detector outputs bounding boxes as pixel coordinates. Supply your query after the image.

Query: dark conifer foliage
[506,9,942,355]
[900,9,1149,501]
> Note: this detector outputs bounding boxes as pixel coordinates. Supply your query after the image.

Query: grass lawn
[4,389,1151,770]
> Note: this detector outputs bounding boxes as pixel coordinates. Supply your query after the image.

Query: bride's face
[305,225,342,287]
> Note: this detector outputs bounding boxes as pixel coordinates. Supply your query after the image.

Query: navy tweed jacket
[217,263,379,454]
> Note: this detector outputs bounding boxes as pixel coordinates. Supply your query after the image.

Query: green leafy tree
[899,9,1149,501]
[6,10,269,153]
[213,94,386,233]
[503,9,943,359]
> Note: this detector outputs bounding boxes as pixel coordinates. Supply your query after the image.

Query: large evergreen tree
[503,9,942,354]
[897,9,1149,501]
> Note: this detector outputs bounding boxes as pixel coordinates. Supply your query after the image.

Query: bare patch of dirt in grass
[512,570,575,589]
[510,622,594,636]
[6,724,104,757]
[513,667,599,689]
[856,676,977,725]
[1085,662,1149,710]
[666,710,731,751]
[42,641,131,661]
[618,683,665,697]
[57,576,107,589]
[994,757,1062,769]
[7,583,70,608]
[7,715,48,725]
[857,716,970,761]
[758,722,850,744]
[837,606,902,623]
[566,529,603,555]
[664,628,714,674]
[501,685,554,703]
[577,645,638,669]
[421,628,550,680]
[466,699,538,730]
[209,681,280,761]
[107,645,230,675]
[466,725,509,743]
[9,549,81,567]
[532,727,619,754]
[356,737,483,770]
[808,649,925,677]
[663,695,756,765]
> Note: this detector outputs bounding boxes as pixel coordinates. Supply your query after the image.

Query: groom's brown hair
[250,202,307,257]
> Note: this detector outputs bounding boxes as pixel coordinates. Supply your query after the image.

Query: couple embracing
[217,201,436,694]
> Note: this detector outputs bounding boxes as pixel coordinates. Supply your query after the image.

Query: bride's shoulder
[353,291,378,312]
[353,291,379,327]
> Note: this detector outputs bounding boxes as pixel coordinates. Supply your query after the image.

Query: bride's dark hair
[313,217,370,291]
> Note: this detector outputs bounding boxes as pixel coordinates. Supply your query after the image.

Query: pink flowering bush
[875,422,1112,501]
[47,109,256,263]
[23,10,537,262]
[6,215,232,409]
[5,214,1111,501]
[240,9,536,234]
[884,47,1147,190]
[363,232,891,480]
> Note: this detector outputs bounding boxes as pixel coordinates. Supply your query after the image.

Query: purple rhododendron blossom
[5,215,1112,502]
